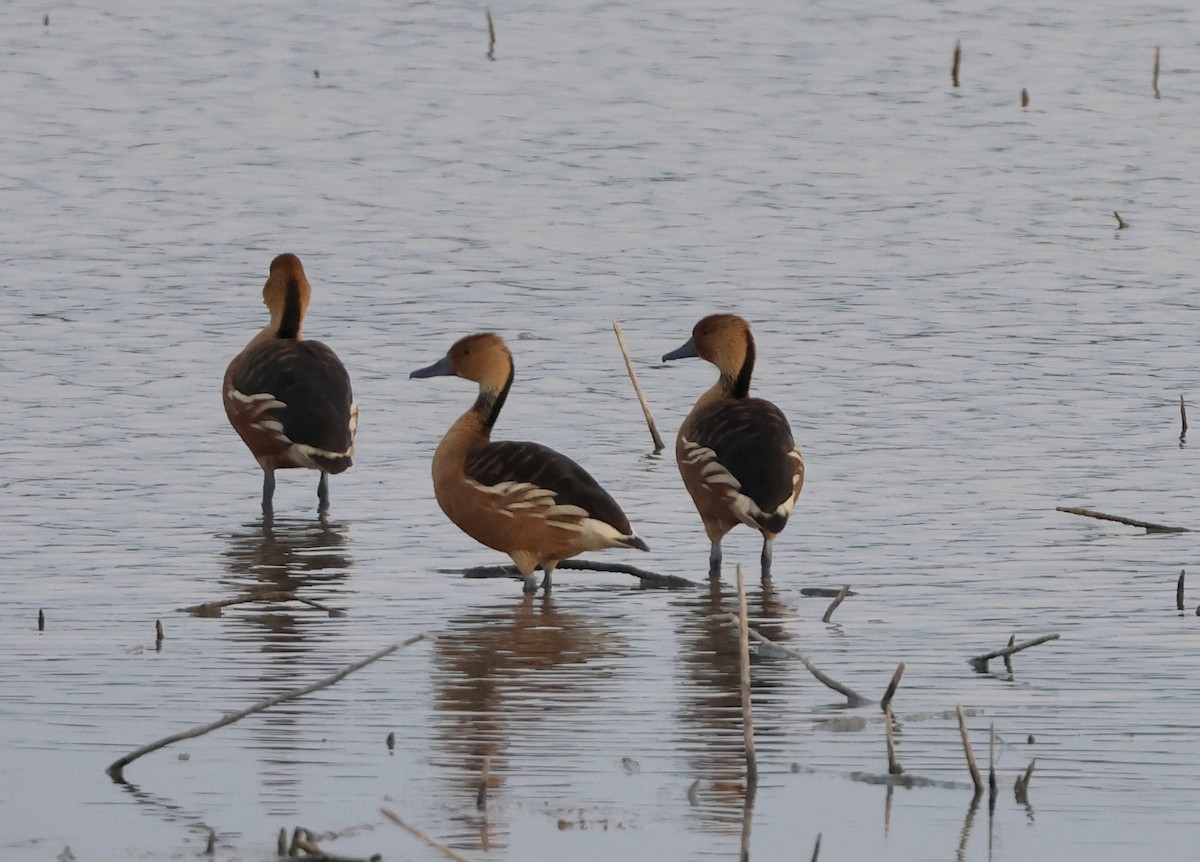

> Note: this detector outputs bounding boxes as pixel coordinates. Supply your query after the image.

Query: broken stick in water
[613,321,665,453]
[1056,506,1186,533]
[956,706,984,797]
[880,662,905,715]
[821,585,850,623]
[1014,758,1037,804]
[730,614,869,707]
[106,633,429,780]
[969,633,1060,672]
[801,586,858,598]
[952,40,961,87]
[382,808,475,862]
[461,559,697,589]
[1178,570,1186,612]
[885,704,903,775]
[988,724,997,813]
[735,565,758,783]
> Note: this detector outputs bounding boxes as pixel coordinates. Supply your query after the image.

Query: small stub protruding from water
[1021,88,1030,108]
[313,69,320,80]
[43,13,49,27]
[1114,211,1128,230]
[38,609,44,631]
[386,731,395,752]
[155,619,164,651]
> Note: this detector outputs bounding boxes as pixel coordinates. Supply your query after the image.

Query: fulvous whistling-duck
[223,253,358,514]
[662,314,804,579]
[410,332,649,593]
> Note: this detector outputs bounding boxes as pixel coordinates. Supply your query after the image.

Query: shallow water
[4,0,1200,859]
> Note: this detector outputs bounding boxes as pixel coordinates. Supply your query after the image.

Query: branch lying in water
[461,559,699,589]
[968,633,1060,673]
[105,633,430,782]
[1056,506,1188,533]
[724,612,870,707]
[180,590,345,617]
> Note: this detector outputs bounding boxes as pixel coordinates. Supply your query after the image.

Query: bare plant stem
[956,706,984,796]
[821,586,850,623]
[106,634,429,780]
[881,662,905,714]
[613,321,666,452]
[885,704,903,775]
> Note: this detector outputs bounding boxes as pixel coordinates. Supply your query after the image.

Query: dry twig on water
[880,662,905,714]
[969,633,1059,672]
[461,559,697,589]
[956,706,984,797]
[884,704,903,775]
[735,565,759,783]
[181,590,345,617]
[382,809,475,862]
[821,585,850,623]
[1056,506,1186,533]
[728,614,869,707]
[801,586,858,598]
[988,724,998,813]
[613,321,665,453]
[1013,758,1037,804]
[106,634,429,780]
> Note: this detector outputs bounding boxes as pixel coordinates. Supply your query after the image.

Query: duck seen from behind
[223,253,357,514]
[662,314,803,579]
[410,332,648,593]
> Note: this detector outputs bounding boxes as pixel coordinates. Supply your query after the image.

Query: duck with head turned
[223,253,358,515]
[411,332,649,594]
[662,314,804,580]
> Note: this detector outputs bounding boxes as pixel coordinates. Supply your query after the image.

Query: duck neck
[473,360,514,435]
[274,276,305,340]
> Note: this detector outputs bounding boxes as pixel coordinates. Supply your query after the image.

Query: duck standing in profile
[223,254,357,514]
[411,332,648,593]
[662,314,803,580]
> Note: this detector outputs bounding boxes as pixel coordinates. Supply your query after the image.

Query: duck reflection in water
[214,516,355,807]
[221,515,353,597]
[431,594,621,851]
[675,578,796,827]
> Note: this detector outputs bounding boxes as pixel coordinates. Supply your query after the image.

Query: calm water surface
[4,0,1200,859]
